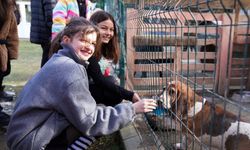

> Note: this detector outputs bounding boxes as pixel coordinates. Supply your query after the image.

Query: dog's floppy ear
[176,86,181,102]
[167,81,192,119]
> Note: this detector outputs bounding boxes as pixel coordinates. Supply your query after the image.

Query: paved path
[0,101,15,150]
[0,86,19,150]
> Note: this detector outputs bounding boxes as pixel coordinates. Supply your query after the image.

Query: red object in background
[104,68,110,77]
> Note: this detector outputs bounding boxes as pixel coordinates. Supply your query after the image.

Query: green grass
[3,39,42,86]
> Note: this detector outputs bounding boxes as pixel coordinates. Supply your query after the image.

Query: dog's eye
[169,88,175,96]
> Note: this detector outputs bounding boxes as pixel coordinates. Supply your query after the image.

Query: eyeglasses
[82,39,96,47]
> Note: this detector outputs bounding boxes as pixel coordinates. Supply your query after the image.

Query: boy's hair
[49,17,101,57]
[89,11,120,64]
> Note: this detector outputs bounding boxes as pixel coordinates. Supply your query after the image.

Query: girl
[52,0,96,39]
[88,10,138,106]
[89,10,120,84]
[7,17,157,150]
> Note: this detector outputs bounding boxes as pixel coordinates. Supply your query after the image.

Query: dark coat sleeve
[30,0,57,43]
[87,56,134,101]
[43,0,57,28]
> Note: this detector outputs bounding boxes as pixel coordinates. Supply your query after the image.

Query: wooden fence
[125,8,250,96]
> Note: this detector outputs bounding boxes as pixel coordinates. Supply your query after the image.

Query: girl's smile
[63,32,97,61]
[97,19,114,43]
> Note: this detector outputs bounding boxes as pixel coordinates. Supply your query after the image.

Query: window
[25,4,31,22]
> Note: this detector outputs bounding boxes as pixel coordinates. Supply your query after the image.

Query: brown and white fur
[159,80,250,150]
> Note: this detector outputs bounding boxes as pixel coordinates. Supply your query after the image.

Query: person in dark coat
[30,0,57,67]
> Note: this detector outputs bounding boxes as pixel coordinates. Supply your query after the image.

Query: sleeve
[43,0,57,29]
[87,56,134,101]
[7,12,19,60]
[51,0,68,40]
[57,66,136,136]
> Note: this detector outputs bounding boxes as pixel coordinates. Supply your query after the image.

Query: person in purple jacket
[7,17,157,150]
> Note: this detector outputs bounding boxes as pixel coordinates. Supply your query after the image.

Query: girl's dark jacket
[87,56,134,105]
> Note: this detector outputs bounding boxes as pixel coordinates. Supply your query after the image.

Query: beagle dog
[158,80,250,150]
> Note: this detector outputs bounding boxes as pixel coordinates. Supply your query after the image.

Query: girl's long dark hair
[49,17,101,57]
[89,11,120,64]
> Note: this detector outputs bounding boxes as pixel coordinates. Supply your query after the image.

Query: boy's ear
[62,35,70,43]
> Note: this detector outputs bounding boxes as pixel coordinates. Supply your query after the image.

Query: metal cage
[124,0,250,149]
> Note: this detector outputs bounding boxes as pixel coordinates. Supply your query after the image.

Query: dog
[158,80,250,150]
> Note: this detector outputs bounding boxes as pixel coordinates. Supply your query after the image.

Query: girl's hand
[132,98,157,113]
[132,93,141,103]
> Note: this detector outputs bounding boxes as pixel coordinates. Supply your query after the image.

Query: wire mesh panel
[100,0,127,86]
[125,0,250,149]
